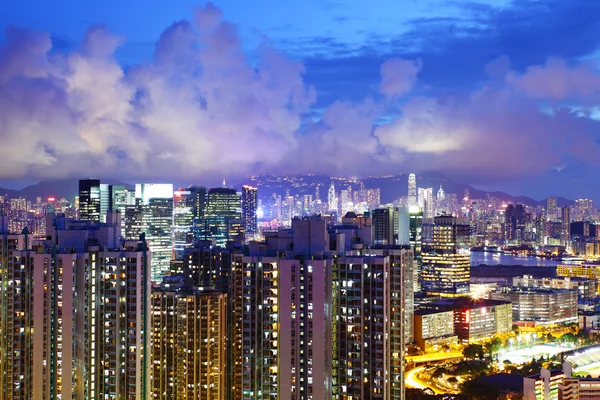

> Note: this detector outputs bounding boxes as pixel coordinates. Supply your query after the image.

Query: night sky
[1,0,600,200]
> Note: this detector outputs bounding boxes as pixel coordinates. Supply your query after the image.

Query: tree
[463,344,484,359]
[561,332,577,344]
[459,379,501,400]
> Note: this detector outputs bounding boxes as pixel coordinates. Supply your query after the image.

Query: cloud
[1,0,600,192]
[379,58,422,97]
[506,58,600,103]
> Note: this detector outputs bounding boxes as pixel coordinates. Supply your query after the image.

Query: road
[405,366,445,394]
[406,351,464,364]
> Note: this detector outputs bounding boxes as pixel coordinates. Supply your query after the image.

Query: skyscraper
[204,188,243,247]
[135,183,174,281]
[372,207,395,245]
[241,185,258,237]
[562,206,571,246]
[421,214,471,297]
[78,179,101,222]
[410,207,424,292]
[328,181,337,213]
[173,189,194,259]
[547,196,557,217]
[110,184,134,231]
[187,186,208,241]
[408,173,417,207]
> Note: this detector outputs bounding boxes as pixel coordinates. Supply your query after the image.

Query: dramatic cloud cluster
[1,2,600,184]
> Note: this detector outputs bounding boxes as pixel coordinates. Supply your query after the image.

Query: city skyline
[1,1,600,200]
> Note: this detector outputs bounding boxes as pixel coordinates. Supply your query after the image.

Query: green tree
[459,379,501,400]
[463,344,484,359]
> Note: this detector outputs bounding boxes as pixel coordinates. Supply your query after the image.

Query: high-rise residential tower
[2,213,152,399]
[241,185,258,237]
[78,179,101,222]
[135,183,174,281]
[152,286,227,400]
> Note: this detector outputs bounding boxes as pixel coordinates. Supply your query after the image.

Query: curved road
[405,366,446,394]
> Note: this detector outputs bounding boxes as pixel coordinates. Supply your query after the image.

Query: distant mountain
[0,174,574,208]
[362,172,574,207]
[0,179,132,201]
[245,173,574,207]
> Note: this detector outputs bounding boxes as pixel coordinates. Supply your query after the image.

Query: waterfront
[470,251,565,267]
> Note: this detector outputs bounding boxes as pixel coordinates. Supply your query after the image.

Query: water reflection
[470,251,562,267]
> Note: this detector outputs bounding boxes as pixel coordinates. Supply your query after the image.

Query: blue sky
[1,0,600,200]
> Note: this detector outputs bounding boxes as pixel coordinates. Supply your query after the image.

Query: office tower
[242,185,258,237]
[575,198,594,222]
[366,188,381,209]
[410,207,423,292]
[397,207,410,245]
[110,184,133,231]
[136,183,174,281]
[187,186,208,240]
[408,173,417,207]
[504,204,526,242]
[421,214,471,297]
[418,188,433,219]
[173,189,194,259]
[547,196,557,217]
[205,188,243,247]
[152,287,227,400]
[372,207,395,245]
[79,178,101,222]
[436,185,445,201]
[562,206,571,246]
[3,213,151,399]
[315,184,321,201]
[328,181,337,213]
[99,183,111,222]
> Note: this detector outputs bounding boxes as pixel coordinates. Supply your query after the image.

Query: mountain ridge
[0,175,574,207]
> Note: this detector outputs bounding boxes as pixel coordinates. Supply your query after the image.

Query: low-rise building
[413,309,458,351]
[512,275,597,299]
[421,297,512,343]
[491,286,578,326]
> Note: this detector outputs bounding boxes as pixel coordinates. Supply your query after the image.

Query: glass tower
[204,188,243,247]
[79,179,101,222]
[135,183,174,281]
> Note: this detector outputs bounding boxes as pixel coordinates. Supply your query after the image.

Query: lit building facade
[135,183,174,281]
[151,288,227,400]
[79,179,101,222]
[331,252,409,399]
[491,286,578,326]
[2,213,152,399]
[421,214,471,297]
[414,310,457,351]
[423,297,512,343]
[204,188,243,247]
[372,207,395,245]
[242,185,258,237]
[173,189,194,260]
